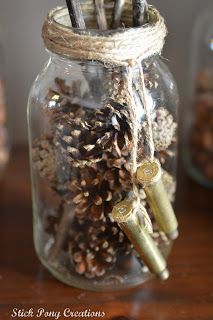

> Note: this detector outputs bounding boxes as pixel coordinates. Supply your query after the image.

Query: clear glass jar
[28,7,178,291]
[183,8,213,187]
[0,29,9,175]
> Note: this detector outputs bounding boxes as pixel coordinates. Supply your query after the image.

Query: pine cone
[53,100,133,166]
[152,107,177,152]
[44,77,85,125]
[69,162,132,222]
[68,218,132,279]
[32,134,74,196]
[32,136,57,184]
[47,98,134,223]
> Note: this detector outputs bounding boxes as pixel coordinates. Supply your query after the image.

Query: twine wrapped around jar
[42,4,167,67]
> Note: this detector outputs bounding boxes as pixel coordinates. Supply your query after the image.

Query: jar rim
[42,5,167,65]
[48,3,160,37]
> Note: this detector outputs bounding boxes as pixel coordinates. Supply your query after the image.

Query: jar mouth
[53,7,119,36]
[42,4,166,64]
[52,2,156,36]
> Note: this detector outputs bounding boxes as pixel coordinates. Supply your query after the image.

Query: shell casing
[112,200,169,280]
[137,158,179,240]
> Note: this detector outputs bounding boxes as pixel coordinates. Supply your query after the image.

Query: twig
[132,0,148,27]
[112,0,125,29]
[94,0,108,30]
[48,204,73,261]
[65,0,86,29]
[65,0,73,26]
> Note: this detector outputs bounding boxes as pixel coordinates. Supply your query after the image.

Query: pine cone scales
[69,163,132,222]
[152,107,177,152]
[68,218,132,279]
[69,231,116,278]
[32,136,57,184]
[52,100,133,167]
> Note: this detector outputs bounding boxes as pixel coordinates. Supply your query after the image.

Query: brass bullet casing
[137,158,179,240]
[112,200,169,280]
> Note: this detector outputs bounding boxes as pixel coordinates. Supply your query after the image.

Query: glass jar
[0,29,9,175]
[183,8,213,187]
[28,5,178,291]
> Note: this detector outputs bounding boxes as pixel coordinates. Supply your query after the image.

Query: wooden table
[0,148,213,320]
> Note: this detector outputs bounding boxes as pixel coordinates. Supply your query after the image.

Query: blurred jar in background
[184,9,213,187]
[0,28,9,176]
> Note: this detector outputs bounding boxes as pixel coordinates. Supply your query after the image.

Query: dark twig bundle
[94,0,108,30]
[65,0,148,31]
[132,0,148,26]
[112,0,125,29]
[65,0,86,29]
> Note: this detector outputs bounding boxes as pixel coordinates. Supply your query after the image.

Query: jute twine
[42,3,167,201]
[42,5,166,67]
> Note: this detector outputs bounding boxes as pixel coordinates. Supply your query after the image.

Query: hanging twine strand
[137,61,155,159]
[124,66,139,173]
[124,66,141,198]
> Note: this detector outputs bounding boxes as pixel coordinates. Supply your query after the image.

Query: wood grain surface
[0,147,212,320]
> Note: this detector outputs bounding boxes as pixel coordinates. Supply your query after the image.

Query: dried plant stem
[94,0,108,30]
[65,0,86,29]
[48,204,73,261]
[132,0,148,27]
[112,0,125,29]
[65,0,73,26]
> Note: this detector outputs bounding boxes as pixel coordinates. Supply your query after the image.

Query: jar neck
[49,51,158,73]
[49,51,118,71]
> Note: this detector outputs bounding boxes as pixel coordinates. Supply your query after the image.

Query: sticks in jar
[65,1,149,31]
[132,0,148,26]
[112,0,125,28]
[94,0,108,30]
[65,0,86,29]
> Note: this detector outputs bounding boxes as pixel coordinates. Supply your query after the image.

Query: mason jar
[28,4,178,291]
[183,7,213,187]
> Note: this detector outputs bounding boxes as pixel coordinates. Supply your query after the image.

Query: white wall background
[0,0,212,144]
